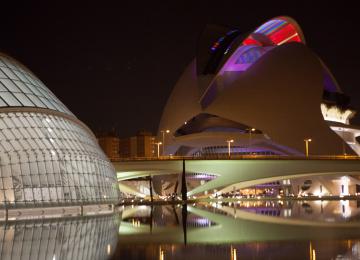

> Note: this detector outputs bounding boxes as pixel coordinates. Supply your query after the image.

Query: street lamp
[154,142,162,158]
[226,139,234,157]
[160,129,170,156]
[248,128,256,154]
[304,138,312,157]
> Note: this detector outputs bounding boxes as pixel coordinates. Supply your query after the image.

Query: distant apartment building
[98,132,120,161]
[119,131,156,158]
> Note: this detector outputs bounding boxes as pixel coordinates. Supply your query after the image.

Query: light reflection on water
[114,200,360,259]
[211,199,360,222]
[2,201,360,260]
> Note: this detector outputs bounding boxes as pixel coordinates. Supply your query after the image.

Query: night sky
[1,1,359,137]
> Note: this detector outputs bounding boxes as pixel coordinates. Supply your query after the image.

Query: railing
[111,154,360,162]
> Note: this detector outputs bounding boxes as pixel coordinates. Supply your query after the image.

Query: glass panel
[0,78,20,92]
[0,92,21,106]
[0,97,7,106]
[13,92,35,106]
[0,67,19,80]
[0,112,118,205]
[0,69,7,78]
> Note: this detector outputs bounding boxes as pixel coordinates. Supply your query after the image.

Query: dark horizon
[1,1,359,137]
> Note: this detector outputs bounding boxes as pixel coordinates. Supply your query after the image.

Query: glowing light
[226,139,234,157]
[132,219,141,227]
[254,19,286,34]
[211,36,225,52]
[304,139,312,157]
[269,23,301,45]
[321,103,354,124]
[277,33,299,45]
[243,37,261,46]
[312,249,316,260]
[231,246,237,260]
[159,247,165,260]
[283,209,292,217]
[340,176,350,196]
[202,17,305,107]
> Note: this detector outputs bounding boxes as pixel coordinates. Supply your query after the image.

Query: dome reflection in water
[0,214,119,260]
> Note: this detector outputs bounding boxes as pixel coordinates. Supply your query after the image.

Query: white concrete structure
[158,16,360,157]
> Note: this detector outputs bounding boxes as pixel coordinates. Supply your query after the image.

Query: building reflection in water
[0,214,119,260]
[210,199,360,222]
[115,201,360,259]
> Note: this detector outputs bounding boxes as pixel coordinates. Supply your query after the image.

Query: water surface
[113,200,360,259]
[2,200,360,259]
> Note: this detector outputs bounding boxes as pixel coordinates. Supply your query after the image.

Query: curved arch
[200,16,307,107]
[221,16,305,73]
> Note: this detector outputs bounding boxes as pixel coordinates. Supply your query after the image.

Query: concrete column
[149,176,154,203]
[181,159,187,201]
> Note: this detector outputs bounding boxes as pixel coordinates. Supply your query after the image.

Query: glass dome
[0,54,73,115]
[0,52,119,208]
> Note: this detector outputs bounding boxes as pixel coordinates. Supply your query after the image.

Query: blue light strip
[255,19,286,35]
[262,20,286,35]
[255,20,277,33]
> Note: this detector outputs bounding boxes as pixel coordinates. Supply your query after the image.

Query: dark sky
[1,1,359,137]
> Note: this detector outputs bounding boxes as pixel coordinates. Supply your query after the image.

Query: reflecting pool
[113,200,360,259]
[2,201,360,259]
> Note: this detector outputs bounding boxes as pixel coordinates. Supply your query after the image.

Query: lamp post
[304,138,312,157]
[226,139,234,157]
[154,142,162,158]
[160,129,170,156]
[248,128,256,155]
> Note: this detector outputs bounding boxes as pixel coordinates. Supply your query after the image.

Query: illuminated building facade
[119,131,155,158]
[116,16,360,199]
[0,53,119,208]
[158,16,360,157]
[98,134,120,161]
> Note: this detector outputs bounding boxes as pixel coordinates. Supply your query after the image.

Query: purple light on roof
[323,69,338,93]
[226,29,238,36]
[222,63,250,71]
